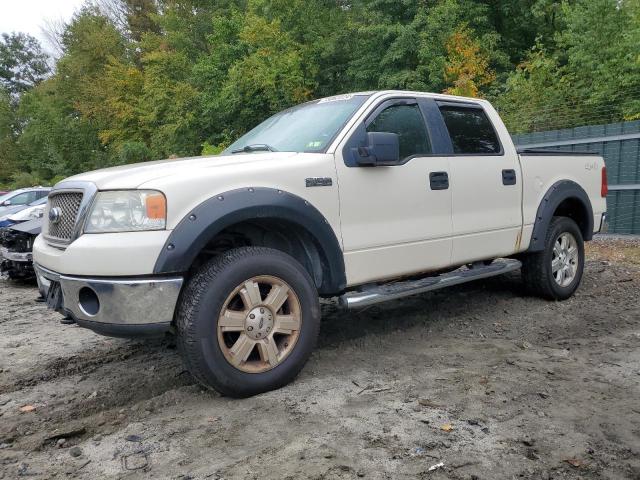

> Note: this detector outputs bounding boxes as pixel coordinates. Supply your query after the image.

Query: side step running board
[339,259,522,309]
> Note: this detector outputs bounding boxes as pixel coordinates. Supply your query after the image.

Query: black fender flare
[153,187,346,295]
[528,180,594,252]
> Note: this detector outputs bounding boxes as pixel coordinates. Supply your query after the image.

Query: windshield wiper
[231,144,277,154]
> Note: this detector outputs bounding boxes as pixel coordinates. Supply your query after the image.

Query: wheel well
[527,181,594,252]
[188,218,328,293]
[553,197,590,239]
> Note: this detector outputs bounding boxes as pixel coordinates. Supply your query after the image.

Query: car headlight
[9,205,45,222]
[84,190,167,233]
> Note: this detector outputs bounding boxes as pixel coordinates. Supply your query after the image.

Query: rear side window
[367,104,432,160]
[439,106,501,154]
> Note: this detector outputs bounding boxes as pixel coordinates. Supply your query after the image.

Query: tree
[217,13,313,132]
[0,33,49,97]
[557,0,640,121]
[494,0,640,131]
[94,0,160,41]
[483,0,568,63]
[443,26,495,97]
[194,3,316,148]
[13,8,126,181]
[494,47,575,133]
[0,87,18,183]
[0,33,49,185]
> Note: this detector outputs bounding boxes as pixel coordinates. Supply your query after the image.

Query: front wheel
[521,216,585,300]
[176,247,320,397]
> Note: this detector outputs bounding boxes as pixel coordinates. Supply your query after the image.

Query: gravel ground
[1,240,639,480]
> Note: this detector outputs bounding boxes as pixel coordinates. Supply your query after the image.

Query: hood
[10,217,42,235]
[60,152,299,190]
[0,204,27,218]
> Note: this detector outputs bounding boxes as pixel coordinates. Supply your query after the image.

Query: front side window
[8,192,34,205]
[439,106,501,154]
[224,94,369,155]
[367,104,432,160]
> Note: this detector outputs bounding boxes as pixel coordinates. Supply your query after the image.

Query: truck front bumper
[35,264,183,338]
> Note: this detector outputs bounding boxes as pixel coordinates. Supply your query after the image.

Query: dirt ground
[1,237,639,480]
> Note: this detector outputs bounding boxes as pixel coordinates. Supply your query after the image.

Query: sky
[0,0,85,53]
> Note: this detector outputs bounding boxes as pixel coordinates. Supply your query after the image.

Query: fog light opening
[78,287,100,317]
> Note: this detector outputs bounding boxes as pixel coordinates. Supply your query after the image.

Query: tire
[176,247,320,397]
[521,216,585,300]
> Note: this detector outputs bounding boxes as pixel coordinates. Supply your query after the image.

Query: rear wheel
[522,216,585,300]
[176,247,320,397]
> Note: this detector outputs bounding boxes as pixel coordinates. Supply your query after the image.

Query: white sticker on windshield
[318,94,354,104]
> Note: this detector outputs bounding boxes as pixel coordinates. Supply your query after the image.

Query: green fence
[513,120,640,234]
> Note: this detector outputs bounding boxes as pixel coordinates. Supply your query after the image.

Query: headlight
[85,190,167,233]
[9,205,45,222]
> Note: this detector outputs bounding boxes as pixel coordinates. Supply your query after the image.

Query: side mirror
[356,132,400,166]
[1,200,11,206]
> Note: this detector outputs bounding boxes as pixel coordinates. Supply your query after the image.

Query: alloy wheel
[551,232,579,287]
[217,275,302,373]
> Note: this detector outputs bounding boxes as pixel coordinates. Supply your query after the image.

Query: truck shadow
[317,272,525,349]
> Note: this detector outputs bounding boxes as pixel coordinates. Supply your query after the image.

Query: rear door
[436,101,522,264]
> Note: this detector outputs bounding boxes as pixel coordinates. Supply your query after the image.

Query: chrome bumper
[34,264,183,331]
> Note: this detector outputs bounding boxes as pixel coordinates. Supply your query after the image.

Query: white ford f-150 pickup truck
[33,90,608,397]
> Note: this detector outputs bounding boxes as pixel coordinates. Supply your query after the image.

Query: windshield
[224,94,369,155]
[0,192,15,203]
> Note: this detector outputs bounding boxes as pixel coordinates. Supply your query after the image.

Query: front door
[334,98,453,286]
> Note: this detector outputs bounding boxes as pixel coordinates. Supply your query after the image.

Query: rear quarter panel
[519,153,607,250]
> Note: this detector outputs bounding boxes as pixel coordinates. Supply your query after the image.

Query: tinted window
[367,104,431,160]
[439,106,501,154]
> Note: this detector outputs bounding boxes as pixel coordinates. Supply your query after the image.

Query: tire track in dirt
[1,342,168,393]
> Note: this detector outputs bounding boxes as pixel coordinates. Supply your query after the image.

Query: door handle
[429,171,449,190]
[502,169,517,186]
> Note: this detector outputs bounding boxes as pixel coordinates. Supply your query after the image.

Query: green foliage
[494,46,574,133]
[118,141,152,164]
[8,171,50,189]
[0,32,50,97]
[0,87,17,183]
[495,0,640,132]
[0,0,637,187]
[201,141,226,156]
[17,80,107,179]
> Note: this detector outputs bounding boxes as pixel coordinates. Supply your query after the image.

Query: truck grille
[47,192,84,242]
